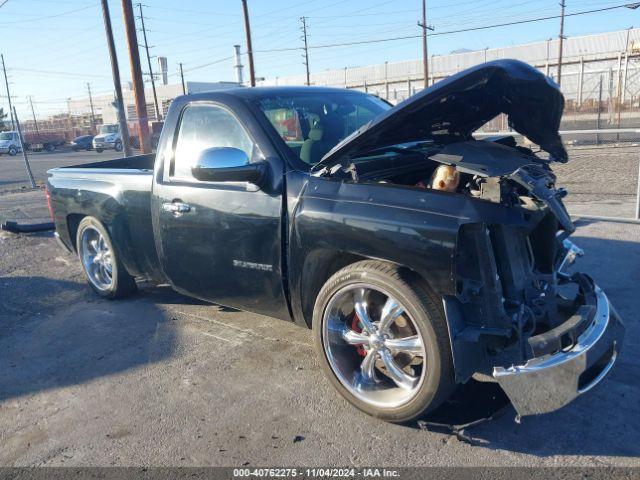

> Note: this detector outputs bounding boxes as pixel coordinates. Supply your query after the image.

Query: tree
[0,107,9,131]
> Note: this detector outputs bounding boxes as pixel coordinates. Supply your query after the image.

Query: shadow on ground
[416,233,640,458]
[0,277,183,402]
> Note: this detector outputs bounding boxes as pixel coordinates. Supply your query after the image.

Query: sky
[0,0,638,120]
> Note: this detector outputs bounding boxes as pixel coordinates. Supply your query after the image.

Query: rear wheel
[96,148,104,153]
[8,146,17,156]
[76,217,137,299]
[313,260,455,423]
[114,141,123,152]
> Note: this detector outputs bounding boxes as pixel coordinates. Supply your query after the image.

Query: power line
[0,3,97,25]
[180,56,235,74]
[255,2,640,53]
[8,67,110,79]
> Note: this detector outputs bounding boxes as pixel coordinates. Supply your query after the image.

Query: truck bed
[47,153,161,282]
[59,153,155,171]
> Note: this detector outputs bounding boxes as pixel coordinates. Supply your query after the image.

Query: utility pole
[1,54,15,130]
[27,96,39,136]
[241,0,256,87]
[556,0,566,88]
[122,0,150,153]
[86,82,96,133]
[418,0,434,88]
[300,16,310,86]
[137,3,161,121]
[179,62,186,95]
[100,0,132,156]
[12,107,35,188]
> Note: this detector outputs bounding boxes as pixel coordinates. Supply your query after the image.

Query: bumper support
[493,285,624,417]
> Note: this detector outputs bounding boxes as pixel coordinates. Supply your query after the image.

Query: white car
[0,131,21,156]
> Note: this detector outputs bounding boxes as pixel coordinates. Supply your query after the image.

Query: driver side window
[172,104,254,181]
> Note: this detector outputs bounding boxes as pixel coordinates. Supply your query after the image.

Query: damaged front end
[311,59,624,417]
[445,152,624,417]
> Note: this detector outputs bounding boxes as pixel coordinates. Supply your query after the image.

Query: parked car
[70,135,94,151]
[47,60,623,423]
[93,124,122,153]
[0,131,21,156]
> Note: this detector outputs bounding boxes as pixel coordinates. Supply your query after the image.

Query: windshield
[255,91,389,165]
[0,132,14,140]
[99,124,119,134]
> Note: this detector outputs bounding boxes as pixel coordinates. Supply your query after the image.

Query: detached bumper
[493,285,624,417]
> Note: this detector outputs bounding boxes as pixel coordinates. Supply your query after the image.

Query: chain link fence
[334,54,640,221]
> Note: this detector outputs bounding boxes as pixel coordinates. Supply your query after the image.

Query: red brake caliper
[351,313,367,357]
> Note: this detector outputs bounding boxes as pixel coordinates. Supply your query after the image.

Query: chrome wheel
[322,283,427,408]
[80,226,113,291]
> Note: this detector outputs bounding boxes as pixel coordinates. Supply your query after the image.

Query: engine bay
[318,136,590,370]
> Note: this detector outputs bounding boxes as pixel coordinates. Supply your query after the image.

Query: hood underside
[316,59,567,170]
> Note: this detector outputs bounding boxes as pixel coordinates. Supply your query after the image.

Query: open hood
[314,59,567,171]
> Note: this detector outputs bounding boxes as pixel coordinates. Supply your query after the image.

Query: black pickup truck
[47,60,623,423]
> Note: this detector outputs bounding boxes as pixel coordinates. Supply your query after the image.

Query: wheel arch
[296,249,441,329]
[66,213,86,251]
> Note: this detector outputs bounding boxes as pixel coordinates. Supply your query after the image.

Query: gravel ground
[553,146,640,219]
[0,145,638,218]
[0,147,638,467]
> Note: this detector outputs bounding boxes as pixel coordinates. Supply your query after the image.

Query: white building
[67,80,240,125]
[258,28,640,107]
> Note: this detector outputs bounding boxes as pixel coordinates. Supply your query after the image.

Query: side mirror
[191,147,267,185]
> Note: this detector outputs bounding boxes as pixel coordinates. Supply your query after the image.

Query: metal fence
[268,31,640,222]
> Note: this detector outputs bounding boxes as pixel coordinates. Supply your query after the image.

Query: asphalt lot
[0,146,639,466]
[0,148,123,193]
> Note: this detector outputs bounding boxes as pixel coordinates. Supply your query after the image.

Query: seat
[299,114,344,165]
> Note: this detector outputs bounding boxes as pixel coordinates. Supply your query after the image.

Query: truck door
[152,102,289,320]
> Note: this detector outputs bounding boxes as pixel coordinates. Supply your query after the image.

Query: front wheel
[313,261,455,423]
[76,217,137,299]
[95,148,103,153]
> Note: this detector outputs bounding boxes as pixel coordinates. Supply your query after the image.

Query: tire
[73,147,79,152]
[114,141,123,152]
[313,260,455,423]
[76,217,137,299]
[96,148,104,153]
[8,146,17,156]
[45,143,56,152]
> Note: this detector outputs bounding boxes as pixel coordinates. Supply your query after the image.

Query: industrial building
[66,80,240,126]
[23,27,640,138]
[259,27,640,110]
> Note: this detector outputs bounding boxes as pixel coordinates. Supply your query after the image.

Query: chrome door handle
[162,202,191,213]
